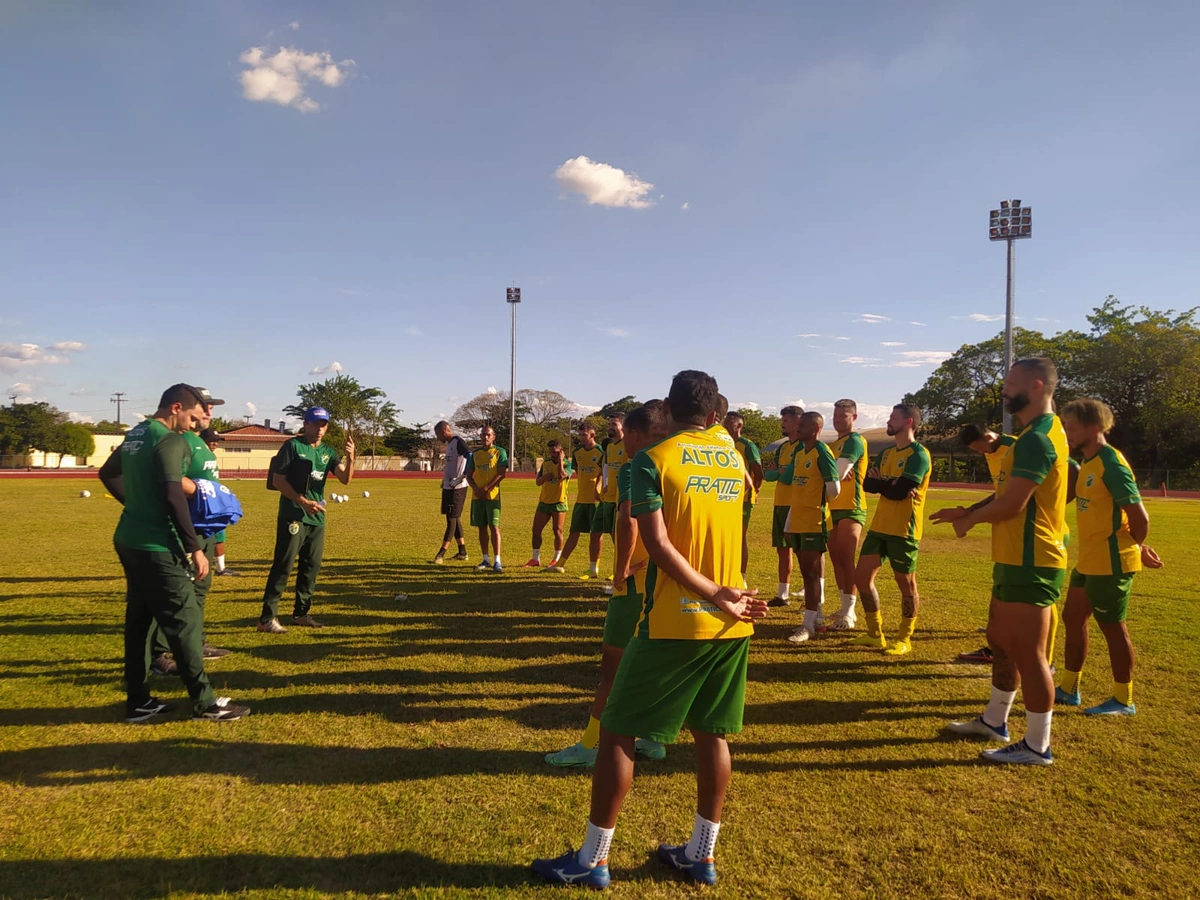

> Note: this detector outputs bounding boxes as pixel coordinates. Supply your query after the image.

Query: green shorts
[536,501,568,516]
[469,498,502,527]
[570,502,597,533]
[1069,568,1133,624]
[591,501,617,535]
[831,509,867,526]
[602,635,751,743]
[789,532,827,553]
[742,503,754,527]
[771,506,795,549]
[860,531,920,574]
[992,563,1065,607]
[603,576,644,649]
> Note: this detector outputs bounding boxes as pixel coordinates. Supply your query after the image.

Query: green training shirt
[183,430,220,481]
[113,418,192,553]
[272,438,342,526]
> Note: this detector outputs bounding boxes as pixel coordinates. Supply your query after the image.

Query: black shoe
[126,696,174,723]
[150,654,179,676]
[767,596,790,608]
[215,568,242,577]
[202,643,232,659]
[195,697,251,721]
[452,550,469,561]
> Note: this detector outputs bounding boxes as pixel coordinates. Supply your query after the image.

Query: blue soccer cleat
[1055,686,1082,707]
[1084,697,1136,716]
[634,738,666,761]
[980,738,1053,766]
[656,843,717,886]
[531,848,610,889]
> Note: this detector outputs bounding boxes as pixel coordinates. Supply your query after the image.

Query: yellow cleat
[849,633,887,649]
[884,640,912,656]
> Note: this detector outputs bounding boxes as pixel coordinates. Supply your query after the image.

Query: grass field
[1,477,1198,900]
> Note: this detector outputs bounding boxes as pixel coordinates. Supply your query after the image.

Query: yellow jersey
[600,439,626,503]
[465,446,508,500]
[629,427,752,641]
[538,457,572,505]
[826,432,868,513]
[617,462,649,579]
[786,441,839,534]
[771,439,800,508]
[734,436,762,505]
[1075,444,1142,576]
[868,442,932,541]
[992,413,1069,571]
[985,434,1017,484]
[572,444,604,504]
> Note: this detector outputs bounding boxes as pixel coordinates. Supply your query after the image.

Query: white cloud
[244,401,258,418]
[239,45,356,113]
[51,341,86,352]
[854,313,891,324]
[69,387,94,396]
[7,381,36,402]
[587,322,631,338]
[839,356,881,365]
[835,336,851,341]
[909,321,927,326]
[555,156,654,209]
[0,341,83,373]
[967,313,1003,322]
[486,386,499,395]
[67,411,94,424]
[732,401,760,412]
[288,20,300,30]
[806,400,895,430]
[796,332,822,338]
[680,201,689,210]
[404,326,424,336]
[309,361,345,374]
[880,341,905,347]
[893,350,953,368]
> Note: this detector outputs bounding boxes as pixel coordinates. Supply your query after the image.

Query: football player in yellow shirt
[465,426,508,573]
[825,399,869,630]
[784,411,840,643]
[548,422,604,574]
[1057,398,1162,716]
[533,370,767,889]
[762,405,804,606]
[946,359,1069,765]
[724,410,765,588]
[588,414,627,589]
[525,440,572,568]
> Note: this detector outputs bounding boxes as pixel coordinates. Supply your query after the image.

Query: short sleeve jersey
[984,434,1018,484]
[787,442,839,533]
[1075,444,1142,576]
[617,463,649,576]
[273,438,341,526]
[629,427,752,641]
[538,457,573,505]
[868,441,932,541]
[992,413,1069,571]
[600,439,626,503]
[734,436,762,506]
[113,418,190,552]
[572,444,604,504]
[826,432,868,513]
[466,446,508,500]
[773,439,800,508]
[183,430,220,482]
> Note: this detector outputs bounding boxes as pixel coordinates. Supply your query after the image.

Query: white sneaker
[947,716,1009,742]
[602,584,614,595]
[787,626,815,644]
[827,611,857,631]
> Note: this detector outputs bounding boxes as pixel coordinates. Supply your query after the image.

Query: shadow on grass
[0,851,532,899]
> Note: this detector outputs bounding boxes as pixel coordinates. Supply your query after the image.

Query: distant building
[216,423,291,477]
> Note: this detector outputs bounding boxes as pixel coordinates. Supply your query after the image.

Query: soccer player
[201,428,240,578]
[825,399,868,630]
[258,407,355,633]
[544,402,669,767]
[525,440,572,568]
[851,403,931,656]
[467,425,508,573]
[532,370,767,889]
[945,358,1069,765]
[549,422,604,574]
[1056,398,1162,716]
[98,383,249,722]
[724,410,764,586]
[431,421,470,564]
[762,405,803,607]
[784,411,840,644]
[587,414,627,586]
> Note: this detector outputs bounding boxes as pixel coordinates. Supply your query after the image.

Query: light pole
[506,286,521,467]
[989,200,1032,433]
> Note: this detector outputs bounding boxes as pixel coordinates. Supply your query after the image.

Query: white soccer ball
[362,491,370,498]
[79,490,91,498]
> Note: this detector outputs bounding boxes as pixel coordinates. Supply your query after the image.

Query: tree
[597,395,641,419]
[56,423,95,466]
[385,422,435,459]
[517,389,578,426]
[361,399,402,459]
[450,390,529,453]
[0,402,67,456]
[735,408,782,450]
[284,373,392,453]
[209,416,251,433]
[86,419,127,434]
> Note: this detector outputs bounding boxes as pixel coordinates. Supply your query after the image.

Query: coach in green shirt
[258,406,355,633]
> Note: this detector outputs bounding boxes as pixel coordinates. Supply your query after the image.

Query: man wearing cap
[258,406,355,633]
[200,427,240,577]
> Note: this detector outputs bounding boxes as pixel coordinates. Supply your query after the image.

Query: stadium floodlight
[506,287,521,465]
[988,200,1032,432]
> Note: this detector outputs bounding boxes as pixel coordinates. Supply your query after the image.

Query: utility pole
[506,286,521,468]
[110,391,127,425]
[988,200,1032,434]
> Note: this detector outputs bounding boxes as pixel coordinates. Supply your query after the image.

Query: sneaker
[827,612,857,631]
[126,696,174,723]
[492,562,504,574]
[957,646,994,664]
[786,626,815,644]
[544,742,598,768]
[523,558,542,568]
[601,584,614,595]
[452,550,469,561]
[579,572,599,581]
[545,565,566,574]
[214,568,242,577]
[635,738,666,761]
[257,618,287,634]
[981,738,1053,766]
[150,654,178,677]
[194,697,251,722]
[849,633,887,649]
[946,716,1009,742]
[1055,686,1082,707]
[202,644,231,659]
[531,848,610,889]
[292,615,324,628]
[475,561,492,571]
[431,554,445,565]
[884,640,912,657]
[1084,697,1137,716]
[656,843,717,887]
[767,596,789,607]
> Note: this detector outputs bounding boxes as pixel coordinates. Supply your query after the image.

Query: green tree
[361,400,402,458]
[450,390,530,454]
[0,402,67,456]
[86,419,127,434]
[735,408,782,450]
[597,395,641,419]
[209,416,251,433]
[57,423,95,466]
[284,373,392,453]
[385,422,435,458]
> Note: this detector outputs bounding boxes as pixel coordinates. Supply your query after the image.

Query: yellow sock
[865,609,884,638]
[1060,668,1082,694]
[581,715,602,749]
[1114,681,1133,707]
[895,616,916,643]
[1045,602,1061,668]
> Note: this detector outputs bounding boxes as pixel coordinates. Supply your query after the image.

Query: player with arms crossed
[525,439,572,568]
[467,425,508,573]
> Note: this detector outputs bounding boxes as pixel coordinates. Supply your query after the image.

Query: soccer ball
[79,490,91,498]
[362,491,370,498]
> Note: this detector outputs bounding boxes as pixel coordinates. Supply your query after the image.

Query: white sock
[803,609,818,632]
[577,820,614,868]
[777,582,789,600]
[684,813,721,862]
[532,548,541,563]
[482,556,491,566]
[216,554,226,572]
[494,554,501,566]
[983,685,1017,729]
[590,561,600,576]
[1024,710,1053,753]
[817,577,825,609]
[840,592,856,615]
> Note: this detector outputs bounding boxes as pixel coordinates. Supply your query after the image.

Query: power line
[110,392,127,425]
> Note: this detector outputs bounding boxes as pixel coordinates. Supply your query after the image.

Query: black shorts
[441,487,467,517]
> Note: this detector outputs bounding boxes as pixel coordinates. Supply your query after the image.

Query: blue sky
[3,1,1198,432]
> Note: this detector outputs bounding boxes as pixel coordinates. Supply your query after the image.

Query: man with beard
[825,399,869,630]
[547,422,604,574]
[723,410,764,589]
[762,405,803,607]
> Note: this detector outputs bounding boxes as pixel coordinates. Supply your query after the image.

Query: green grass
[1,477,1199,899]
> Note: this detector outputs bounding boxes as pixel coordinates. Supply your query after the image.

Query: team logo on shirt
[288,521,300,535]
[1086,474,1095,487]
[123,441,144,455]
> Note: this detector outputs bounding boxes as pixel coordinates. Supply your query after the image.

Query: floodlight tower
[989,200,1032,433]
[506,286,521,466]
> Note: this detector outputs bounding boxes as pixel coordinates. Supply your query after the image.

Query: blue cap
[304,407,331,423]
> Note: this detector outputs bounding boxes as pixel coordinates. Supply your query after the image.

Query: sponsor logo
[288,521,300,535]
[683,475,742,502]
[122,440,145,455]
[680,597,721,615]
